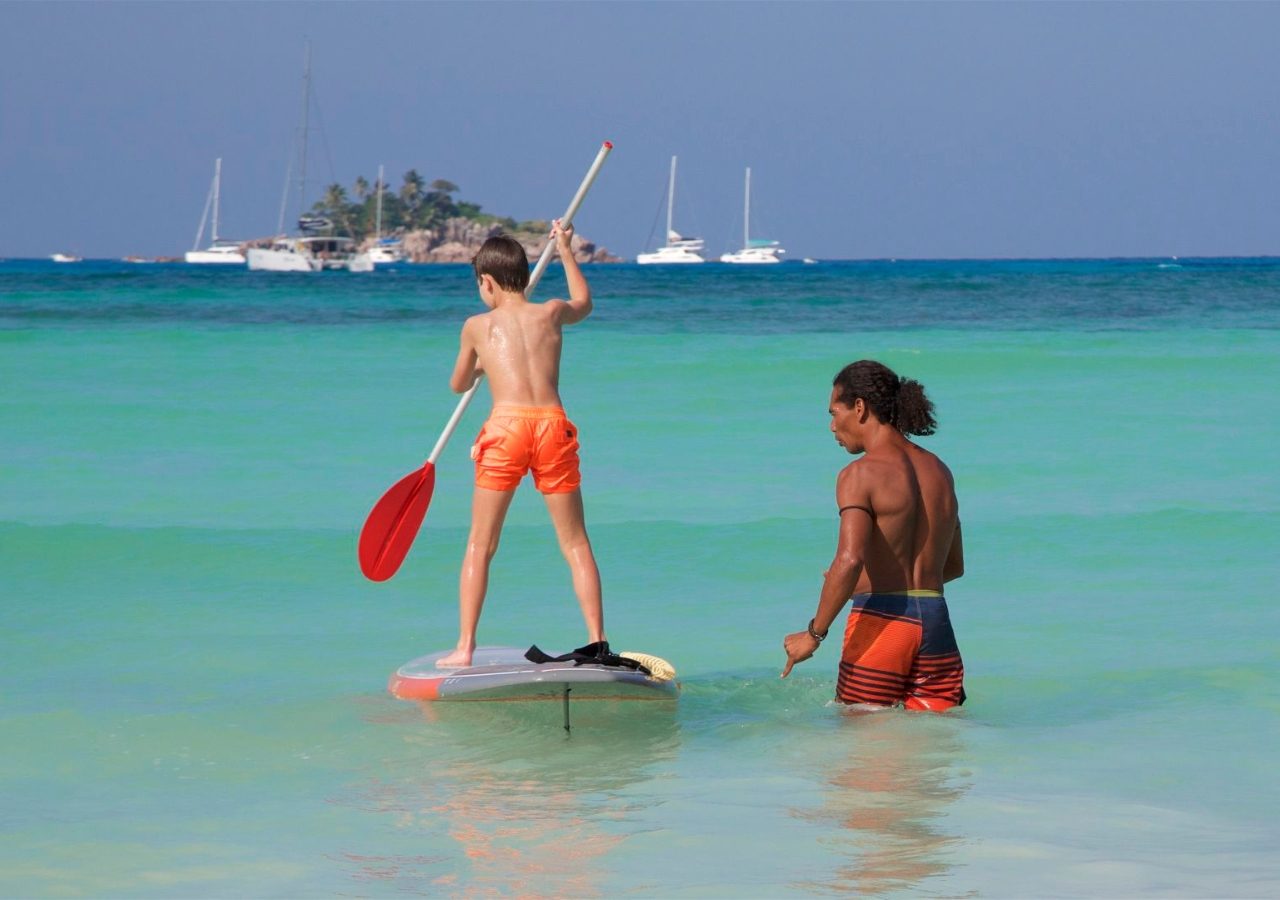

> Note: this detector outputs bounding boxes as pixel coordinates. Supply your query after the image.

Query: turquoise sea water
[2,258,1278,897]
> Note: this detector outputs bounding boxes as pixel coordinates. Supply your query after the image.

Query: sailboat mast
[743,167,751,249]
[375,164,385,240]
[211,158,223,243]
[666,156,677,242]
[297,43,311,222]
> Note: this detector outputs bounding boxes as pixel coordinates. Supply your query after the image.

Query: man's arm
[781,466,874,677]
[551,220,592,324]
[449,319,482,393]
[943,520,964,583]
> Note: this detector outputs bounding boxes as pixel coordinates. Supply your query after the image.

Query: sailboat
[637,156,705,264]
[720,167,784,264]
[366,164,405,265]
[248,45,372,273]
[185,158,245,264]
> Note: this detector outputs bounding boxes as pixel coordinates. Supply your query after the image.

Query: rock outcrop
[394,218,620,264]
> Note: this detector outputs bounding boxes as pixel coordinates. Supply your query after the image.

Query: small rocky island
[246,170,620,264]
[396,217,618,264]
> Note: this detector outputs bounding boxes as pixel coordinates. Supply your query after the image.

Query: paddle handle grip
[426,141,614,465]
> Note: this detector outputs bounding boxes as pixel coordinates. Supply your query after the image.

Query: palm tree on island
[288,167,617,263]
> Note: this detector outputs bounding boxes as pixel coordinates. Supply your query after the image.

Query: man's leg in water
[437,486,516,669]
[543,487,605,644]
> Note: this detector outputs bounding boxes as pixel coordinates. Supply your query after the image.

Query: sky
[2,1,1277,261]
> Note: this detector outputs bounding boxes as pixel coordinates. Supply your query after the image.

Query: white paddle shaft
[426,141,613,465]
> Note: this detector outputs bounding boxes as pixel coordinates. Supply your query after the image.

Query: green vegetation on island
[308,170,547,242]
[287,168,618,262]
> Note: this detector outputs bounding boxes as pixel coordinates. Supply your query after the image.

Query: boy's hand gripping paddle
[359,141,614,582]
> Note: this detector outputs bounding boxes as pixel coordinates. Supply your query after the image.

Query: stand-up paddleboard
[388,646,679,702]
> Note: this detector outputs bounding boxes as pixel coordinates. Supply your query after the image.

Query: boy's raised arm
[552,220,592,324]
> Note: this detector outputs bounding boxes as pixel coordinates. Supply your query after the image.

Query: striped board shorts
[837,591,966,711]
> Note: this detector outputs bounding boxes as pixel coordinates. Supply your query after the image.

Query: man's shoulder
[840,451,912,494]
[836,458,873,491]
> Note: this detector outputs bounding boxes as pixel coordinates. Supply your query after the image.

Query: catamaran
[185,158,245,265]
[637,156,705,264]
[720,167,784,264]
[247,45,372,274]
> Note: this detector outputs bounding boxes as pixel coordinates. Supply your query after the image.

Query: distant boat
[720,167,784,265]
[248,45,371,274]
[249,235,373,272]
[367,238,405,265]
[637,156,705,264]
[186,158,245,265]
[50,253,82,263]
[366,164,405,265]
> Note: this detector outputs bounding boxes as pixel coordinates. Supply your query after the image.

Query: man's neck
[862,421,906,455]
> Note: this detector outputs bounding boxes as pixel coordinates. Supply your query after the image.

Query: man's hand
[781,630,820,678]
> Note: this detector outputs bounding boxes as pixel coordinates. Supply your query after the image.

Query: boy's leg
[436,486,516,669]
[542,488,605,644]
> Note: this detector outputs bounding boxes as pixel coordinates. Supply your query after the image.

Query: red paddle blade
[359,463,436,582]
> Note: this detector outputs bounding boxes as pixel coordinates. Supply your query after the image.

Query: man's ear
[853,397,868,421]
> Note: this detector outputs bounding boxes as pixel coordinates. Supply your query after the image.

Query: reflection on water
[791,708,972,896]
[339,698,680,896]
[337,676,971,896]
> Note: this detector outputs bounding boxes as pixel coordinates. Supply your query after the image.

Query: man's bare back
[838,439,962,594]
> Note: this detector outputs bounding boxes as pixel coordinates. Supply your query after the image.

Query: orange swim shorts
[471,404,582,494]
[836,591,966,712]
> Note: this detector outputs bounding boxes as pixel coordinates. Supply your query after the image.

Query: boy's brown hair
[472,235,530,292]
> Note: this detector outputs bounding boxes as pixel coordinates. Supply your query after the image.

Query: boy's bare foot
[435,648,474,669]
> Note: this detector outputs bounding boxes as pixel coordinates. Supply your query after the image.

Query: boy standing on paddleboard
[435,222,604,669]
[780,360,967,710]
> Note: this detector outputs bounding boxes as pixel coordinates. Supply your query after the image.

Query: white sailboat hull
[637,246,705,265]
[247,237,372,273]
[186,246,246,265]
[367,245,404,265]
[720,247,784,264]
[247,246,318,272]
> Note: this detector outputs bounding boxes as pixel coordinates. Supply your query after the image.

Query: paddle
[359,141,614,582]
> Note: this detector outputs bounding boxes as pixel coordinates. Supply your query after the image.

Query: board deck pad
[388,645,680,702]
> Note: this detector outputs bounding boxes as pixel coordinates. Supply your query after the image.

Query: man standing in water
[781,360,966,710]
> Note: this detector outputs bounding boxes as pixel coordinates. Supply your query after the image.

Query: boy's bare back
[450,221,592,406]
[461,303,568,406]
